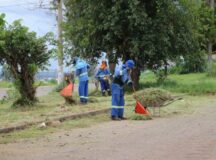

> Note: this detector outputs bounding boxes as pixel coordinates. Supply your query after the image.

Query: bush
[171,52,206,74]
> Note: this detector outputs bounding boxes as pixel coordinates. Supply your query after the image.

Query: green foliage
[197,1,216,49]
[64,0,207,87]
[170,51,207,74]
[0,18,50,107]
[64,0,200,66]
[140,71,216,95]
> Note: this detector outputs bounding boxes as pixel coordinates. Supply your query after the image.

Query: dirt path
[0,86,54,99]
[0,101,216,160]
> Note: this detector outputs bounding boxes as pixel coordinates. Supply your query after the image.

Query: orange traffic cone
[60,83,74,97]
[135,101,150,115]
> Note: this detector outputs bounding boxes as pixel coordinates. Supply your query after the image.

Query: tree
[0,17,50,106]
[64,0,200,87]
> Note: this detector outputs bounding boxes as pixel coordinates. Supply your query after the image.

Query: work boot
[119,117,127,120]
[111,116,121,121]
[102,91,106,96]
[108,90,111,96]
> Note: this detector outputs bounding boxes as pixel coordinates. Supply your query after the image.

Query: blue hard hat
[125,60,135,69]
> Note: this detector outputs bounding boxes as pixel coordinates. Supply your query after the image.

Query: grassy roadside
[1,72,216,143]
[140,72,216,95]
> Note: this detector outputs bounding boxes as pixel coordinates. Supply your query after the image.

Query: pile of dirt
[134,88,173,108]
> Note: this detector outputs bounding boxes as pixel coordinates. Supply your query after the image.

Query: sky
[0,0,58,70]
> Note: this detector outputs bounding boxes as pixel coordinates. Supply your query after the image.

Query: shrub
[0,20,51,106]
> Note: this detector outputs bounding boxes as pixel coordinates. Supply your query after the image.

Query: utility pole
[57,0,64,84]
[207,0,215,68]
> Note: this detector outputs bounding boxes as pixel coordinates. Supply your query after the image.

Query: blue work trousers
[99,79,110,93]
[111,83,125,118]
[79,80,88,103]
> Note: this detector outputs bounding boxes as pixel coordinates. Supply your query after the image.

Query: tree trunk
[131,67,140,90]
[206,0,214,71]
[20,72,36,101]
[208,42,213,70]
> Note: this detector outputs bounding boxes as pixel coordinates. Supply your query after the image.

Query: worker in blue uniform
[111,60,135,120]
[96,60,111,96]
[73,57,90,104]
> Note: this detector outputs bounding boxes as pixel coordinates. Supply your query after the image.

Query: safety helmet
[125,60,135,69]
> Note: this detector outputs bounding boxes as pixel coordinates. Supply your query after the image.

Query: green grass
[140,72,216,95]
[0,81,13,88]
[0,91,110,128]
[0,114,110,144]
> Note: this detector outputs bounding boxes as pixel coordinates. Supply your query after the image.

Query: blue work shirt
[75,59,90,81]
[112,67,132,94]
[96,68,110,80]
[114,67,131,84]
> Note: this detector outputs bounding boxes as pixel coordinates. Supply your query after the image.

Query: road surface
[0,98,215,160]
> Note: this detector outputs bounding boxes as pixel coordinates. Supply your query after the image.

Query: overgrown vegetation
[140,71,216,95]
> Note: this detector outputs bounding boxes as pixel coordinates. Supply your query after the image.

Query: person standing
[111,60,135,120]
[96,60,111,96]
[73,57,90,104]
